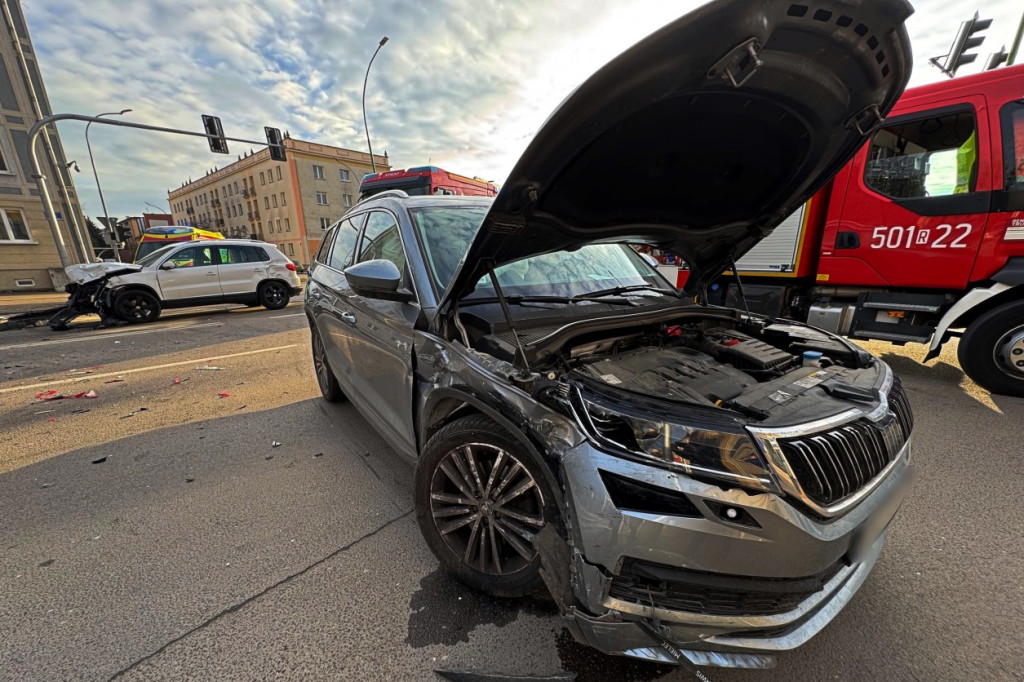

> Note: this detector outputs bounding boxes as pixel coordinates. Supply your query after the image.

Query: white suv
[62,239,302,325]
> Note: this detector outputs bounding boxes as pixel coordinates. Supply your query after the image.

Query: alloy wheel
[429,443,545,576]
[117,294,156,322]
[264,283,286,307]
[312,331,329,391]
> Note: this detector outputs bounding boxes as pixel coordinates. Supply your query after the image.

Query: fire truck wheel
[958,299,1024,398]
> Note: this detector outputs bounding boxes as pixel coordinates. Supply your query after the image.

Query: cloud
[23,0,1024,220]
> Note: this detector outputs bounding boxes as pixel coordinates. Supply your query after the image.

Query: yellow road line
[0,344,300,394]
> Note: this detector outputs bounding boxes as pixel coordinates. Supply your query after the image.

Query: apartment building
[168,138,388,265]
[0,0,88,291]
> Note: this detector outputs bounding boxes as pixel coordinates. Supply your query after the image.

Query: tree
[84,217,107,249]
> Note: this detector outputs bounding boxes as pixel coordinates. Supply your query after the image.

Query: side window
[357,211,405,273]
[328,218,361,271]
[315,226,337,264]
[217,245,251,264]
[168,246,214,268]
[864,109,978,199]
[246,245,271,262]
[1001,101,1024,192]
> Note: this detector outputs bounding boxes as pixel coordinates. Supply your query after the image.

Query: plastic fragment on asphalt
[313,452,323,458]
[434,671,576,681]
[72,389,98,399]
[186,478,195,483]
[91,457,107,464]
[71,408,90,414]
[138,406,149,411]
[48,417,55,422]
[35,390,64,401]
[271,441,282,447]
[105,377,124,383]
[34,409,55,414]
[236,404,247,410]
[198,365,222,371]
[218,392,230,398]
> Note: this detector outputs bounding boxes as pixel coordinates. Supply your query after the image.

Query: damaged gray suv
[305,0,915,669]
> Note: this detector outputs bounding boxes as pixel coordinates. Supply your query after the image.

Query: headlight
[582,399,779,494]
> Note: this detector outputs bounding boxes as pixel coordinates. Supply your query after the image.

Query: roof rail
[357,189,408,204]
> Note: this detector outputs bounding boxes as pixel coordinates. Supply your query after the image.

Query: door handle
[341,312,356,325]
[206,273,218,277]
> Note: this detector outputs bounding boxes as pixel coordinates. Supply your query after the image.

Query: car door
[340,209,418,455]
[216,244,269,298]
[313,215,366,398]
[157,244,223,301]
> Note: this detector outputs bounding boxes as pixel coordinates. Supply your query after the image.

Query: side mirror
[159,261,177,270]
[344,259,413,302]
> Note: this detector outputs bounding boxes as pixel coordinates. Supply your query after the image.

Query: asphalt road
[1,302,1022,681]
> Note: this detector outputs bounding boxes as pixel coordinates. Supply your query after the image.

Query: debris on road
[72,390,98,399]
[271,441,282,448]
[198,365,223,371]
[104,377,124,384]
[235,404,247,410]
[91,457,107,464]
[71,409,90,414]
[218,392,230,398]
[35,390,64,401]
[34,409,55,414]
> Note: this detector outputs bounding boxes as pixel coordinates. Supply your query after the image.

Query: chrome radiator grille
[777,381,912,507]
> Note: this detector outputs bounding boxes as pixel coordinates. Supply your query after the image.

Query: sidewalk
[0,290,69,317]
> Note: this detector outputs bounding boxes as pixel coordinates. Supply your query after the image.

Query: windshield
[411,205,667,299]
[135,240,177,262]
[136,244,176,267]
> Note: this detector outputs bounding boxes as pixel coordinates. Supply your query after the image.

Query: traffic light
[265,127,286,162]
[985,46,1009,71]
[202,114,229,154]
[942,12,992,76]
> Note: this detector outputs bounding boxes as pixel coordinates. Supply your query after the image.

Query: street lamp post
[362,36,388,174]
[86,108,132,261]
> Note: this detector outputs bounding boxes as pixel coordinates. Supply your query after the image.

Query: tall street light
[86,108,132,261]
[362,36,388,174]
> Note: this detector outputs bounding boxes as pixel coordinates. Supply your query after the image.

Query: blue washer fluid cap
[803,351,823,359]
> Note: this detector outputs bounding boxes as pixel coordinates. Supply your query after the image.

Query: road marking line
[0,321,223,351]
[0,345,300,394]
[269,312,305,319]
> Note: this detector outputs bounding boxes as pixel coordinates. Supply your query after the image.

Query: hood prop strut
[486,261,532,376]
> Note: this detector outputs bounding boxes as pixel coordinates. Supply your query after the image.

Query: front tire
[414,415,557,598]
[259,281,290,310]
[958,299,1024,397]
[311,325,345,402]
[113,290,161,324]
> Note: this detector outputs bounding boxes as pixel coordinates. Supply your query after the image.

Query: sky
[21,0,1024,222]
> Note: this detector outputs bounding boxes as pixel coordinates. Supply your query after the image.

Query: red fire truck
[359,165,498,200]
[702,63,1024,396]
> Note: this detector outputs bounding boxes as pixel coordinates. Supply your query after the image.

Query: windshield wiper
[570,284,675,301]
[459,294,636,308]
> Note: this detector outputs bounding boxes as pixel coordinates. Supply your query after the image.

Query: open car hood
[64,262,142,285]
[440,0,912,307]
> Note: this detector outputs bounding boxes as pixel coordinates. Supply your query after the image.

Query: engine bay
[464,309,882,423]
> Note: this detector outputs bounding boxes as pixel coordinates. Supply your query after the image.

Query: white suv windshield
[411,206,664,298]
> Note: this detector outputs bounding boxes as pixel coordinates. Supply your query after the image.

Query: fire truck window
[1001,101,1024,191]
[864,110,977,199]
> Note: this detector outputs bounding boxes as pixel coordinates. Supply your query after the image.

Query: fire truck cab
[714,64,1024,396]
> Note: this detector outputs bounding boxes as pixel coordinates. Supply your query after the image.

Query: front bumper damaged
[548,438,912,669]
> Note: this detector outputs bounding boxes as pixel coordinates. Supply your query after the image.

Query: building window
[264,196,270,210]
[272,194,278,208]
[0,145,11,173]
[343,194,352,207]
[276,166,282,181]
[316,192,328,205]
[285,218,290,231]
[320,217,329,230]
[280,192,286,206]
[268,220,274,233]
[313,165,325,180]
[260,171,266,185]
[0,208,31,242]
[276,219,282,232]
[339,169,350,182]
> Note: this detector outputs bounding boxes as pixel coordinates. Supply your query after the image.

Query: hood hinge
[708,37,763,88]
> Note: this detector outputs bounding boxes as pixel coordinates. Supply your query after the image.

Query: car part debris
[91,457,107,464]
[271,441,282,448]
[105,377,124,383]
[218,392,230,398]
[198,365,223,371]
[434,671,576,681]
